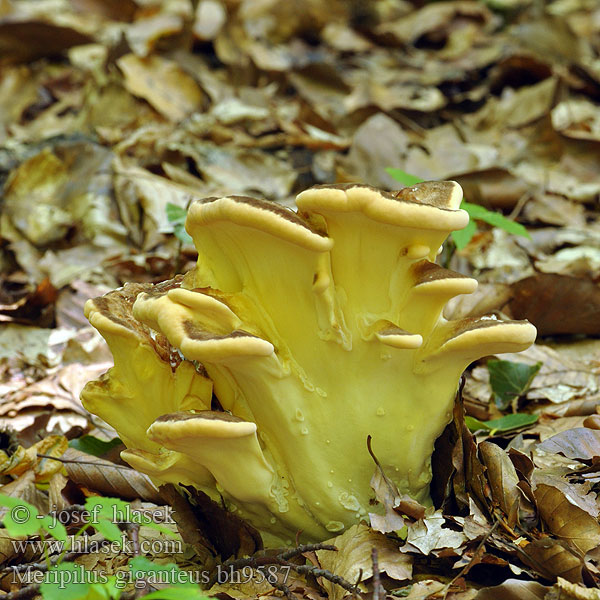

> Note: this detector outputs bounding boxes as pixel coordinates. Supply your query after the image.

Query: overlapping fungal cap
[80,279,215,488]
[83,181,536,545]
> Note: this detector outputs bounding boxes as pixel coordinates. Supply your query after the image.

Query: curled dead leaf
[60,447,163,503]
[534,483,600,556]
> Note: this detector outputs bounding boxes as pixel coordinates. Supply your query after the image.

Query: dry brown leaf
[555,576,600,599]
[369,445,425,534]
[510,273,600,336]
[377,1,496,45]
[33,435,68,482]
[185,142,296,198]
[479,441,535,528]
[316,523,412,600]
[341,113,412,189]
[0,18,93,64]
[538,428,600,461]
[0,434,67,481]
[404,510,467,555]
[520,537,584,583]
[534,483,600,555]
[0,470,48,516]
[60,447,163,503]
[118,54,203,121]
[552,98,600,141]
[473,578,549,598]
[125,13,184,57]
[0,527,42,566]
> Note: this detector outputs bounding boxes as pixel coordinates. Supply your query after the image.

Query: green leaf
[0,495,42,537]
[488,360,542,410]
[39,515,68,542]
[87,578,122,600]
[0,495,67,540]
[384,168,423,186]
[465,413,538,433]
[451,219,477,250]
[40,564,91,600]
[68,436,122,457]
[165,203,187,222]
[84,497,129,543]
[166,203,193,245]
[129,557,199,589]
[461,201,529,239]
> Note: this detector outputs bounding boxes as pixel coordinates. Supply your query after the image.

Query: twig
[209,543,359,597]
[1,550,82,576]
[280,543,337,560]
[371,548,381,600]
[126,522,141,557]
[354,568,363,599]
[439,520,499,600]
[292,563,359,593]
[0,584,40,600]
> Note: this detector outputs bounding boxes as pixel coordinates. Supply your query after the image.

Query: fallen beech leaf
[534,483,600,555]
[491,343,600,406]
[0,277,57,327]
[69,0,138,21]
[0,20,93,64]
[510,274,600,335]
[377,1,496,45]
[60,447,163,503]
[342,113,412,189]
[474,577,549,598]
[454,169,530,211]
[404,510,467,555]
[125,13,184,57]
[158,484,216,556]
[480,441,526,528]
[520,537,584,583]
[555,577,600,599]
[538,428,600,461]
[171,485,260,560]
[185,142,296,198]
[531,473,598,519]
[316,523,411,600]
[552,98,600,142]
[369,438,425,534]
[0,470,48,516]
[118,54,203,121]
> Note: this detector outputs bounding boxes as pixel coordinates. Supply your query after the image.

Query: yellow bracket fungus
[81,182,536,545]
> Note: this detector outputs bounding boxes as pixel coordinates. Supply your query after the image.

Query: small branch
[209,543,359,597]
[371,548,381,600]
[0,584,40,600]
[441,520,499,599]
[125,522,141,557]
[1,550,82,576]
[280,543,337,560]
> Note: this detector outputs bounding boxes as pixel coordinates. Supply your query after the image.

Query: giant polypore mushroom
[82,182,536,545]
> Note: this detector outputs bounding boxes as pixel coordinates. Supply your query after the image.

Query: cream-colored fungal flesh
[82,182,536,544]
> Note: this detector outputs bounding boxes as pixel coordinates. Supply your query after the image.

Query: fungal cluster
[82,182,536,545]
